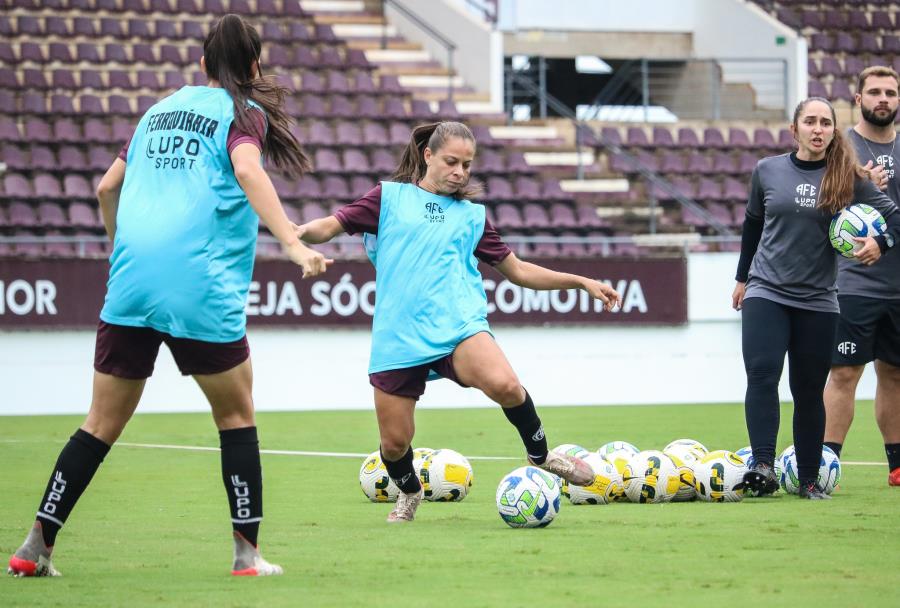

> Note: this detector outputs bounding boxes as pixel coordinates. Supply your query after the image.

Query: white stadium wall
[0,253,877,416]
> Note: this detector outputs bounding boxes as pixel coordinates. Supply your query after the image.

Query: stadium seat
[494,203,524,230]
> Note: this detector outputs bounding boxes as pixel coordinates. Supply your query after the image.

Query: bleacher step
[559,179,630,193]
[523,151,596,167]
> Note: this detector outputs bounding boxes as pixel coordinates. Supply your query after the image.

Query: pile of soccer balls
[358,447,474,503]
[494,440,842,529]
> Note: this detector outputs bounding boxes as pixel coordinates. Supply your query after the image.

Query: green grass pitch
[2,402,897,607]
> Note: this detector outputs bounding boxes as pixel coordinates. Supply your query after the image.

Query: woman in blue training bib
[296,122,621,523]
[8,15,330,578]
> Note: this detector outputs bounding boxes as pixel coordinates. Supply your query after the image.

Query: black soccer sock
[220,426,263,547]
[35,428,110,547]
[824,441,843,458]
[381,446,421,494]
[886,444,900,471]
[502,390,548,465]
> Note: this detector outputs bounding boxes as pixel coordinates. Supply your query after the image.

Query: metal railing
[382,0,457,102]
[460,0,497,24]
[505,71,735,236]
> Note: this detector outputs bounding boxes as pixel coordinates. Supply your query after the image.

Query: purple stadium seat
[712,152,737,174]
[0,90,13,114]
[558,233,587,258]
[38,202,68,228]
[506,152,534,174]
[437,99,460,119]
[46,16,70,37]
[295,176,321,199]
[52,69,78,90]
[302,202,329,224]
[723,177,748,201]
[100,18,127,39]
[835,32,855,53]
[315,24,338,44]
[48,42,73,63]
[494,203,524,230]
[528,234,560,258]
[777,128,794,149]
[823,10,849,30]
[382,97,408,120]
[321,176,350,200]
[301,71,325,94]
[8,202,38,227]
[73,17,97,38]
[478,149,505,173]
[810,33,834,52]
[17,15,42,36]
[389,122,411,146]
[341,149,369,172]
[305,120,334,146]
[154,19,178,40]
[871,11,893,30]
[0,117,22,142]
[24,118,53,142]
[0,42,15,66]
[775,8,801,28]
[301,95,328,118]
[687,151,714,174]
[34,174,63,199]
[576,203,609,232]
[0,144,28,170]
[728,127,753,149]
[257,0,280,15]
[651,126,676,148]
[346,49,372,70]
[0,68,17,89]
[361,121,388,146]
[752,128,777,150]
[330,96,356,119]
[132,44,158,65]
[54,119,82,143]
[326,70,350,94]
[129,19,153,39]
[697,178,723,201]
[318,47,343,69]
[267,173,296,200]
[848,11,870,31]
[334,121,362,146]
[541,179,570,202]
[109,70,136,90]
[356,96,381,119]
[514,177,542,201]
[660,150,686,174]
[354,72,377,94]
[159,45,184,65]
[370,149,396,175]
[163,71,186,89]
[23,69,49,90]
[57,146,87,171]
[599,126,622,147]
[76,43,102,65]
[314,149,342,173]
[182,21,206,40]
[486,177,514,201]
[882,36,900,55]
[626,127,650,147]
[409,99,435,121]
[801,9,824,30]
[21,42,47,64]
[703,127,727,149]
[549,203,578,229]
[63,175,93,199]
[737,152,758,175]
[677,128,701,148]
[29,146,56,171]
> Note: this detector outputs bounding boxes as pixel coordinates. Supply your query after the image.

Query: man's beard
[861,104,898,127]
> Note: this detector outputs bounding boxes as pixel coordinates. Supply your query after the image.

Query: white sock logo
[532,427,545,442]
[231,475,251,519]
[41,471,66,515]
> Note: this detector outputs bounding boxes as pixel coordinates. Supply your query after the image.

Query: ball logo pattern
[623,450,681,503]
[496,466,562,528]
[358,451,400,502]
[829,204,887,258]
[693,450,748,502]
[419,449,474,502]
[562,453,624,505]
[777,445,841,494]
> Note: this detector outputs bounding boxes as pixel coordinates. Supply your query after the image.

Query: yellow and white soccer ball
[623,450,681,504]
[597,441,640,478]
[664,438,708,463]
[412,447,434,474]
[420,448,474,502]
[562,453,624,505]
[359,450,400,502]
[693,450,748,503]
[664,451,698,502]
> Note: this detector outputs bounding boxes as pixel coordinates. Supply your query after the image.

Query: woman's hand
[581,279,621,312]
[852,236,882,265]
[732,281,746,310]
[284,241,333,277]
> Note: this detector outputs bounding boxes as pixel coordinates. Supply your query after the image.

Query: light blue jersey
[101,86,260,342]
[367,182,491,374]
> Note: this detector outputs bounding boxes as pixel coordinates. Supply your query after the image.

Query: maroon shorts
[93,321,250,380]
[369,354,468,400]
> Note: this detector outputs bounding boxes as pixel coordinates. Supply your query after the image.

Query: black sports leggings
[742,297,838,482]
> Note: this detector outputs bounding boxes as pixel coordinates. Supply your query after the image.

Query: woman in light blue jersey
[733,97,900,500]
[8,15,329,578]
[296,122,621,523]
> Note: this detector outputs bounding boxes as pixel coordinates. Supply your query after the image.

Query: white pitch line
[116,442,519,461]
[0,439,889,465]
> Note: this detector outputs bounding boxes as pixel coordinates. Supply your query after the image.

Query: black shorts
[833,295,900,367]
[94,321,250,380]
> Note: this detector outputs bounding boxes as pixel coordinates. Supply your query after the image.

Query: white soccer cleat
[231,532,283,577]
[387,487,424,523]
[529,451,595,486]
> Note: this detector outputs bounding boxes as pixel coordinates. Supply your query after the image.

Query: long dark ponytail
[203,14,310,178]
[391,122,483,200]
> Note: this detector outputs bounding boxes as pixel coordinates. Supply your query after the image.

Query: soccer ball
[623,450,681,503]
[496,466,562,528]
[734,445,754,467]
[694,450,748,502]
[359,450,399,502]
[552,444,591,459]
[412,447,434,474]
[562,453,624,505]
[829,204,887,258]
[777,445,841,494]
[420,448,474,502]
[664,451,697,502]
[597,441,640,477]
[664,438,708,458]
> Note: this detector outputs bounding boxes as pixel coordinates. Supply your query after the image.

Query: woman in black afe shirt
[732,97,900,499]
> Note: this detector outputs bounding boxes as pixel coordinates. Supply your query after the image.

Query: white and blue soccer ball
[552,444,591,459]
[597,441,640,478]
[359,450,400,503]
[777,445,842,495]
[623,450,681,503]
[735,445,755,467]
[419,449,474,502]
[830,204,887,258]
[496,466,562,528]
[693,450,748,503]
[562,453,624,505]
